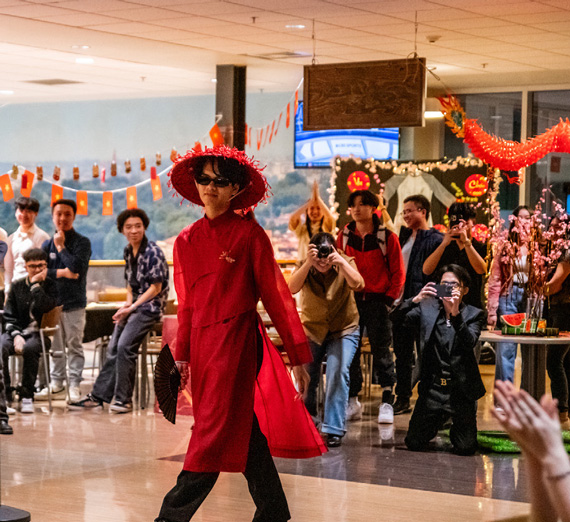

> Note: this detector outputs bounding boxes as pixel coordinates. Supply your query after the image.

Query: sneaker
[378,402,394,424]
[346,397,362,421]
[6,406,16,416]
[69,386,81,402]
[324,434,342,448]
[393,397,412,415]
[109,401,133,414]
[68,394,104,411]
[20,398,34,414]
[34,383,66,401]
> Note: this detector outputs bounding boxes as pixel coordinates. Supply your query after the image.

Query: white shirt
[5,224,50,291]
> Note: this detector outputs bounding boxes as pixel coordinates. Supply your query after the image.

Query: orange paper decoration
[170,147,178,162]
[275,112,282,136]
[151,177,162,201]
[256,129,263,150]
[36,165,43,181]
[140,156,146,171]
[294,89,299,114]
[156,152,162,166]
[269,120,275,143]
[76,191,88,215]
[51,185,63,206]
[286,103,291,128]
[20,171,34,197]
[465,174,488,197]
[102,192,113,216]
[126,186,137,209]
[0,174,14,202]
[209,123,224,147]
[347,171,371,192]
[73,166,80,180]
[193,142,202,152]
[150,166,157,180]
[111,161,117,177]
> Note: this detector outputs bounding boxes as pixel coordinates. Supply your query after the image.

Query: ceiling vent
[24,79,83,86]
[244,51,311,61]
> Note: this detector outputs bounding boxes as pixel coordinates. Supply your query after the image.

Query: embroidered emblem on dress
[219,251,235,263]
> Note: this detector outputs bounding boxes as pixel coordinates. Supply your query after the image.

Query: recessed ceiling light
[285,24,305,29]
[71,45,90,50]
[0,90,14,95]
[75,57,94,64]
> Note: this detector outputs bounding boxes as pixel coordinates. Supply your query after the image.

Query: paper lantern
[20,171,34,197]
[102,192,113,216]
[111,161,117,177]
[36,165,43,181]
[140,156,146,171]
[73,166,80,181]
[51,184,63,206]
[53,165,61,181]
[209,123,224,147]
[347,171,370,192]
[465,174,488,197]
[76,191,88,215]
[0,174,14,202]
[92,163,99,178]
[125,159,132,174]
[156,152,162,166]
[126,186,137,209]
[151,177,162,201]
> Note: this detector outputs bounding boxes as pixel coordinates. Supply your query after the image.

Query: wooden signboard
[303,58,426,130]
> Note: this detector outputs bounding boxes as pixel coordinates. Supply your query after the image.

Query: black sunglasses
[195,174,232,187]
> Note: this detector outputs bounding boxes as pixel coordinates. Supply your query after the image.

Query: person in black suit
[391,264,486,455]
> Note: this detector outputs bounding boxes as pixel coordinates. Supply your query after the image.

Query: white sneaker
[346,397,362,421]
[379,425,394,441]
[6,406,16,415]
[20,398,34,414]
[34,383,66,401]
[69,386,81,402]
[378,403,394,424]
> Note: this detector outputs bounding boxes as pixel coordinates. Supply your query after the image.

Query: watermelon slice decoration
[500,313,526,335]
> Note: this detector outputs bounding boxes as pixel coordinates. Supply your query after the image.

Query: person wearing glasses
[154,146,324,522]
[0,248,57,415]
[391,264,486,455]
[391,194,444,415]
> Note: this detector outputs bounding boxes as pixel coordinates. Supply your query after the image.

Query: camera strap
[342,225,389,271]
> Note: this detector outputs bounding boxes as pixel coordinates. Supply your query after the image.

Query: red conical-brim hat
[169,146,270,210]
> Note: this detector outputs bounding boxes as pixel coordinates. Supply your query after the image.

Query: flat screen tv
[294,101,399,168]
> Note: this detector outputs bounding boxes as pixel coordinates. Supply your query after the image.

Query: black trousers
[1,331,46,399]
[156,416,290,522]
[405,382,478,456]
[392,326,419,401]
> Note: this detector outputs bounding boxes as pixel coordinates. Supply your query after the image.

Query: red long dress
[174,209,326,472]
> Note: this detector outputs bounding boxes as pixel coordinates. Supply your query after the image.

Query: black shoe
[393,397,412,415]
[68,393,104,410]
[0,420,13,435]
[325,434,342,448]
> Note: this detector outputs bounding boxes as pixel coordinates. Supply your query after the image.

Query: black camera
[449,213,465,227]
[317,244,333,258]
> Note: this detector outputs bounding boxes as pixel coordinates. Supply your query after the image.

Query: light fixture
[0,90,14,95]
[75,57,94,64]
[424,111,444,119]
[211,78,217,83]
[71,45,90,50]
[285,24,305,29]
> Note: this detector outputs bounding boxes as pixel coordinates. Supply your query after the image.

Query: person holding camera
[423,202,487,309]
[391,264,486,455]
[338,190,405,424]
[289,232,364,448]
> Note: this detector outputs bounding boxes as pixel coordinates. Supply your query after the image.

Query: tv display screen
[294,101,399,168]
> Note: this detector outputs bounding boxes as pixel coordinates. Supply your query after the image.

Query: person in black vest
[391,264,486,455]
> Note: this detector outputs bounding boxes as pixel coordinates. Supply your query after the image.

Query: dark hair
[508,204,531,239]
[52,198,77,215]
[347,190,379,208]
[193,156,247,189]
[448,202,476,222]
[15,196,40,213]
[117,208,150,233]
[403,194,431,220]
[309,232,336,248]
[436,264,471,288]
[23,247,47,263]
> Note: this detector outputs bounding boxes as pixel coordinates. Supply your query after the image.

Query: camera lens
[317,245,333,258]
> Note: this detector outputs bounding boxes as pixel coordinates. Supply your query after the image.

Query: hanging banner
[76,191,88,215]
[151,177,162,201]
[20,171,34,197]
[0,174,14,202]
[102,192,113,216]
[126,186,137,209]
[51,184,63,206]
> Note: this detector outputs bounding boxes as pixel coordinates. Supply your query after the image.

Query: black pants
[349,299,395,397]
[547,304,570,412]
[392,326,419,401]
[1,331,46,399]
[405,382,478,456]
[156,417,290,522]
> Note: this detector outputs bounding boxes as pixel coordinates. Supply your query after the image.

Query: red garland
[463,118,570,171]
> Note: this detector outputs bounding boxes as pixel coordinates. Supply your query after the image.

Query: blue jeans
[304,330,359,437]
[495,285,526,382]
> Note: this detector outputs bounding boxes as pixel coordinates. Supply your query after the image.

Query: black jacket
[399,227,444,299]
[391,297,486,402]
[4,276,58,338]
